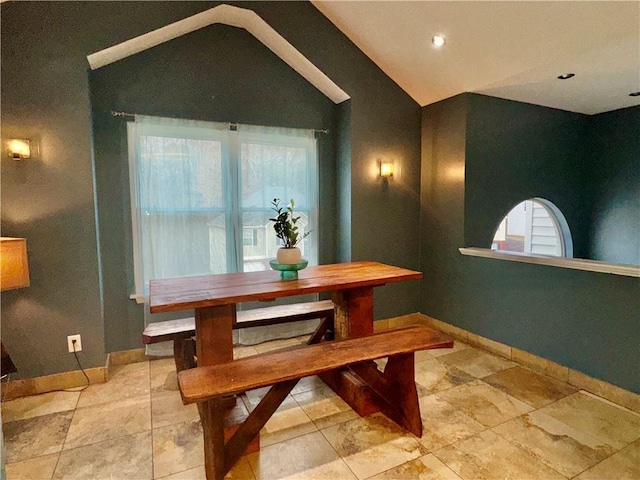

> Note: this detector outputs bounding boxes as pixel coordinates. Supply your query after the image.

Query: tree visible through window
[491,198,573,257]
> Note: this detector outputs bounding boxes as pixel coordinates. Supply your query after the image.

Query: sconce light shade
[1,237,30,291]
[380,162,393,178]
[6,139,31,160]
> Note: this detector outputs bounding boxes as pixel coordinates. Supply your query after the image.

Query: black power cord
[68,339,90,392]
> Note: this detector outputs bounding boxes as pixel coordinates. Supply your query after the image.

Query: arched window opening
[492,198,573,257]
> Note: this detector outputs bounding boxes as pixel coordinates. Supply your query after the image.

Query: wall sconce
[6,139,31,160]
[1,237,30,291]
[380,162,394,178]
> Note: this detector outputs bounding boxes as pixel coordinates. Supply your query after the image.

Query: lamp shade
[1,237,30,291]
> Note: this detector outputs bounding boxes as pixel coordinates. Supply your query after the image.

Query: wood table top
[149,261,422,313]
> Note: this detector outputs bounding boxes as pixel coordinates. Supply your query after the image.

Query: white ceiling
[312,1,640,115]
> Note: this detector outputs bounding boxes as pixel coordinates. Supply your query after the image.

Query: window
[128,115,318,296]
[243,228,258,247]
[491,198,573,257]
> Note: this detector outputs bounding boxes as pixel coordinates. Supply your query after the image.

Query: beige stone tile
[580,390,640,416]
[369,454,462,480]
[109,348,151,367]
[242,387,298,413]
[539,391,640,449]
[226,457,257,480]
[64,394,151,450]
[156,460,255,480]
[493,410,615,478]
[373,318,389,332]
[434,380,533,427]
[77,361,150,408]
[414,349,436,363]
[511,347,570,382]
[435,430,565,480]
[417,394,486,452]
[156,465,206,480]
[150,357,178,393]
[414,357,475,394]
[5,452,59,480]
[438,347,515,378]
[2,390,80,422]
[151,389,200,429]
[234,345,260,359]
[416,383,433,398]
[3,410,73,463]
[466,332,511,359]
[293,383,359,429]
[388,314,423,329]
[375,357,389,370]
[568,369,640,413]
[260,405,318,447]
[253,337,302,354]
[248,431,355,480]
[290,375,326,395]
[483,366,578,408]
[53,430,152,479]
[421,317,468,342]
[322,413,428,479]
[575,439,640,480]
[152,419,204,479]
[427,341,469,358]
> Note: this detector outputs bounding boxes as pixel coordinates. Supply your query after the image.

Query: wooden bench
[178,324,453,480]
[142,300,334,371]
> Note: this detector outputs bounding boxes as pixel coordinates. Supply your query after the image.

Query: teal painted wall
[335,101,353,263]
[421,93,640,393]
[420,95,468,323]
[1,1,421,376]
[588,106,640,265]
[89,22,337,352]
[465,94,592,258]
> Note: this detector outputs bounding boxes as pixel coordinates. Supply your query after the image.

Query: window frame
[490,197,573,258]
[127,119,319,299]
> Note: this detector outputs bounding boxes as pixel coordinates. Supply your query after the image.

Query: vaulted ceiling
[312,1,640,115]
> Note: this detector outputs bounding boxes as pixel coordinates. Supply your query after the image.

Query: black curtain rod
[110,111,329,134]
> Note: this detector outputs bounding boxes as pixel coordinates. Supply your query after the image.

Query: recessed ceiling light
[432,35,446,48]
[629,91,640,97]
[557,73,575,80]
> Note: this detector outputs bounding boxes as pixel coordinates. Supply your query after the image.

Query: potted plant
[270,198,310,264]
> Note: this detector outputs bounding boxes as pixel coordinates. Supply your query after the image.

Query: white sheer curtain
[128,116,319,354]
[236,124,319,345]
[130,115,229,355]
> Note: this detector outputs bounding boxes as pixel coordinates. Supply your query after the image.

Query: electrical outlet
[67,334,82,353]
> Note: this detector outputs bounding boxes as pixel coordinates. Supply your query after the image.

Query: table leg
[323,287,380,416]
[331,286,374,340]
[195,305,235,366]
[195,303,259,478]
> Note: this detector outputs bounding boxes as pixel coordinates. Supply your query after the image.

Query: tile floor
[2,336,639,480]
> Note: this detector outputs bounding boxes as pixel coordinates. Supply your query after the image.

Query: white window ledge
[130,293,145,304]
[459,247,640,278]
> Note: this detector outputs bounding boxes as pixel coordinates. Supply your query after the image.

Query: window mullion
[228,129,243,272]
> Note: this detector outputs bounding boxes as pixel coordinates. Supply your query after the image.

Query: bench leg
[224,379,298,470]
[307,315,332,345]
[383,353,422,436]
[350,353,422,437]
[197,380,298,479]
